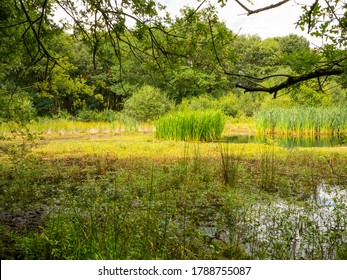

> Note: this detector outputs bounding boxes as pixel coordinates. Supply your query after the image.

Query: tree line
[0,0,346,123]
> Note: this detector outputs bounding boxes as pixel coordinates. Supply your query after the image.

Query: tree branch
[234,0,292,15]
[236,65,344,95]
[18,0,56,76]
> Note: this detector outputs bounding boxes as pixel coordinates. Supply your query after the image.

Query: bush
[123,85,174,122]
[185,95,217,111]
[0,89,36,124]
[261,94,293,110]
[218,92,240,117]
[178,93,240,117]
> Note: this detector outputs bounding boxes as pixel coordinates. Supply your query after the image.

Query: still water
[199,182,347,259]
[224,135,347,148]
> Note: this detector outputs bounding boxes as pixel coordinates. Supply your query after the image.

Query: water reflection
[312,182,347,207]
[198,182,347,259]
[223,135,347,147]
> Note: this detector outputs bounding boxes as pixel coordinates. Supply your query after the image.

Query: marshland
[1,0,347,260]
[1,109,346,260]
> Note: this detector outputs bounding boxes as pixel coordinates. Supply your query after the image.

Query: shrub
[218,92,240,117]
[178,93,240,117]
[155,110,226,141]
[0,89,36,124]
[185,95,217,111]
[123,85,174,122]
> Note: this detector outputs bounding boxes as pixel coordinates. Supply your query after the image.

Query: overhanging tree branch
[234,0,291,15]
[235,65,344,96]
[18,0,57,76]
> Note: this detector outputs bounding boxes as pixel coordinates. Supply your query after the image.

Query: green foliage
[77,109,121,122]
[230,35,282,78]
[237,92,265,117]
[1,136,347,260]
[297,0,347,47]
[155,110,226,141]
[275,34,310,55]
[123,85,174,122]
[260,146,277,192]
[219,143,242,187]
[290,84,331,106]
[327,81,347,106]
[1,0,347,124]
[178,93,240,117]
[34,60,95,116]
[0,87,36,124]
[282,49,321,74]
[178,95,217,111]
[261,94,293,110]
[218,93,240,117]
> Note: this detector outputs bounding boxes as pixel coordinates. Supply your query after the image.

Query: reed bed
[155,110,226,141]
[254,107,347,136]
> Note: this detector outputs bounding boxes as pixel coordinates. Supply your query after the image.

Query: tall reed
[254,107,347,136]
[155,110,226,141]
[219,143,242,187]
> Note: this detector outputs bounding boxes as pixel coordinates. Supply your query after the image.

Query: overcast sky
[54,0,321,45]
[162,0,321,45]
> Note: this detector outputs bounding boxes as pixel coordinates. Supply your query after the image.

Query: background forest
[1,0,346,126]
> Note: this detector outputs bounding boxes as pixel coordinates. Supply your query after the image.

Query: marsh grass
[0,118,144,136]
[255,107,347,136]
[219,143,243,187]
[155,110,226,141]
[1,131,347,260]
[259,145,277,192]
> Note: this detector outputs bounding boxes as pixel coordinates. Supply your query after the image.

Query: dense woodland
[1,0,347,125]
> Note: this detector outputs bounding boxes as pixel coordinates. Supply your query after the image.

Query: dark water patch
[0,209,44,232]
[223,135,347,148]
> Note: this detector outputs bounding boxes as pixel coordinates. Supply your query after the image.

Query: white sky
[54,0,321,45]
[162,0,322,45]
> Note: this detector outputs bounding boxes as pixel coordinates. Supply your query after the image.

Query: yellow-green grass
[28,133,346,162]
[0,119,153,135]
[1,118,345,164]
[223,117,256,136]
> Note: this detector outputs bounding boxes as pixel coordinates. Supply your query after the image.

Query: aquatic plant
[155,110,226,141]
[254,107,347,136]
[219,143,243,187]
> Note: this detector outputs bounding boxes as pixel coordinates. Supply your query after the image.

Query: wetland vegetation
[1,0,347,260]
[0,117,346,260]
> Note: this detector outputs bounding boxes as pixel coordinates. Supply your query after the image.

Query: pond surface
[223,135,347,148]
[199,182,347,259]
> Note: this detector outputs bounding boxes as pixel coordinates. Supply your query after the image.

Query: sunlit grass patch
[33,135,221,161]
[30,119,136,135]
[0,118,155,136]
[223,117,256,136]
